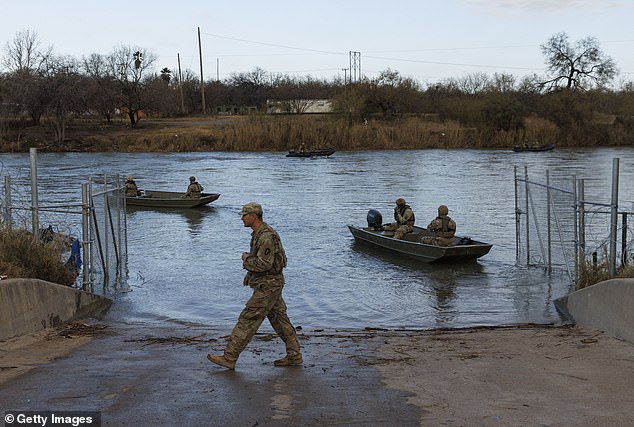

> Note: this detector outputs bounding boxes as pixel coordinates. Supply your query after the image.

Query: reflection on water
[351,240,487,327]
[126,205,217,235]
[1,148,633,329]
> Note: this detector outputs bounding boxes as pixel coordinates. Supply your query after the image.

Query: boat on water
[513,143,555,152]
[286,147,335,158]
[125,190,220,208]
[348,224,492,263]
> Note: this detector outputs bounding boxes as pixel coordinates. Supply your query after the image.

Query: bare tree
[42,55,86,143]
[540,32,617,91]
[106,46,157,126]
[446,72,492,95]
[83,53,120,122]
[517,74,547,94]
[2,30,54,125]
[489,73,516,93]
[2,29,52,74]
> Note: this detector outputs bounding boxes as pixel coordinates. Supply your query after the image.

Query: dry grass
[0,114,569,153]
[0,226,77,286]
[576,259,634,290]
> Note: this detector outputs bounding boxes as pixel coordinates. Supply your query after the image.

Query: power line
[362,54,544,71]
[200,31,346,56]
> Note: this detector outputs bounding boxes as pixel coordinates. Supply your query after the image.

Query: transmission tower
[349,51,361,82]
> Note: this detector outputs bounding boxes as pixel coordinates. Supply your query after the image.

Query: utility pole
[177,53,185,114]
[217,58,220,81]
[341,68,348,84]
[198,27,206,115]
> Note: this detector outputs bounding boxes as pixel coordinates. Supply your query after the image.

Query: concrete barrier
[555,278,634,344]
[0,278,112,341]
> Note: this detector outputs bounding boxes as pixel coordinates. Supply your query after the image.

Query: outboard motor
[366,209,383,229]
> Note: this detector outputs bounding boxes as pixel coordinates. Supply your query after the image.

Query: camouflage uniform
[125,177,139,197]
[184,177,203,198]
[383,198,415,239]
[422,205,457,246]
[223,222,301,363]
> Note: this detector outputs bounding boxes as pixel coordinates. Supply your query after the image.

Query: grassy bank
[0,227,77,286]
[0,114,592,153]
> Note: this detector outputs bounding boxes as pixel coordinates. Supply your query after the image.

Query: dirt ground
[1,321,634,426]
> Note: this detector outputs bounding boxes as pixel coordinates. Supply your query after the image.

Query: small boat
[347,225,492,263]
[513,143,555,152]
[286,147,335,158]
[125,190,220,208]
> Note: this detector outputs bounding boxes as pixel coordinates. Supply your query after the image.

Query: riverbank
[0,114,579,153]
[2,318,633,426]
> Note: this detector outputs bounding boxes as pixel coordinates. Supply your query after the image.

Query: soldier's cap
[126,175,133,181]
[438,204,449,215]
[395,198,406,205]
[189,176,196,181]
[240,202,263,216]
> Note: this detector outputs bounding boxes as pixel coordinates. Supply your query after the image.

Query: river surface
[1,148,633,330]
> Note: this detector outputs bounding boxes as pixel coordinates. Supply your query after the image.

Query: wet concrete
[1,320,420,426]
[556,278,634,344]
[0,279,112,340]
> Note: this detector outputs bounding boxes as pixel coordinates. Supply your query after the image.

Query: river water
[1,148,633,330]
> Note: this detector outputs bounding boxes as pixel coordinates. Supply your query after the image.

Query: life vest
[435,215,456,238]
[394,204,415,226]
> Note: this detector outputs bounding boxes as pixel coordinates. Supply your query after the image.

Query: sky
[1,0,633,87]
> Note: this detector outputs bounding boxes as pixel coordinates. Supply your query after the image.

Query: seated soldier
[184,176,204,198]
[125,176,141,196]
[382,198,415,239]
[422,205,457,246]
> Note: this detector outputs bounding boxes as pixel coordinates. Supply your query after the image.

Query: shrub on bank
[0,227,78,286]
[576,260,634,290]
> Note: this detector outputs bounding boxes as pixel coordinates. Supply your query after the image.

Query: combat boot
[274,355,303,367]
[207,354,236,370]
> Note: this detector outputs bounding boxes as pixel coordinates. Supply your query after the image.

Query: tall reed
[0,113,604,153]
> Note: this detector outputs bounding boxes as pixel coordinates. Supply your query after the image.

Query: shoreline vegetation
[0,113,631,154]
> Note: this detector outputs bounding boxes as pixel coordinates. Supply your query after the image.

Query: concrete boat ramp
[1,278,634,426]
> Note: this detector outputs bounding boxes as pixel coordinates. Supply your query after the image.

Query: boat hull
[286,147,335,157]
[125,190,220,208]
[513,144,555,152]
[347,225,492,263]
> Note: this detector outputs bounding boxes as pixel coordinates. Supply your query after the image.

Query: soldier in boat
[382,198,415,239]
[125,176,141,196]
[184,176,204,198]
[422,205,457,246]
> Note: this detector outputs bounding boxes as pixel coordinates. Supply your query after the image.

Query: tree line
[1,30,633,146]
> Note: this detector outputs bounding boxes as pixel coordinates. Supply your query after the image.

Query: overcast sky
[2,0,633,86]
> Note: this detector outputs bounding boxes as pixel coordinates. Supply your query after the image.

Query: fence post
[81,183,90,291]
[103,175,110,279]
[514,166,520,263]
[89,178,95,288]
[29,148,39,235]
[4,176,12,228]
[622,212,628,267]
[577,178,584,283]
[546,170,552,271]
[524,166,530,265]
[609,158,619,277]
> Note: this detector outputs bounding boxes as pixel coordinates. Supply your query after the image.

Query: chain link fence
[515,161,634,287]
[1,150,127,291]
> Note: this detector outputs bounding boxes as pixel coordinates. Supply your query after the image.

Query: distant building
[266,99,333,114]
